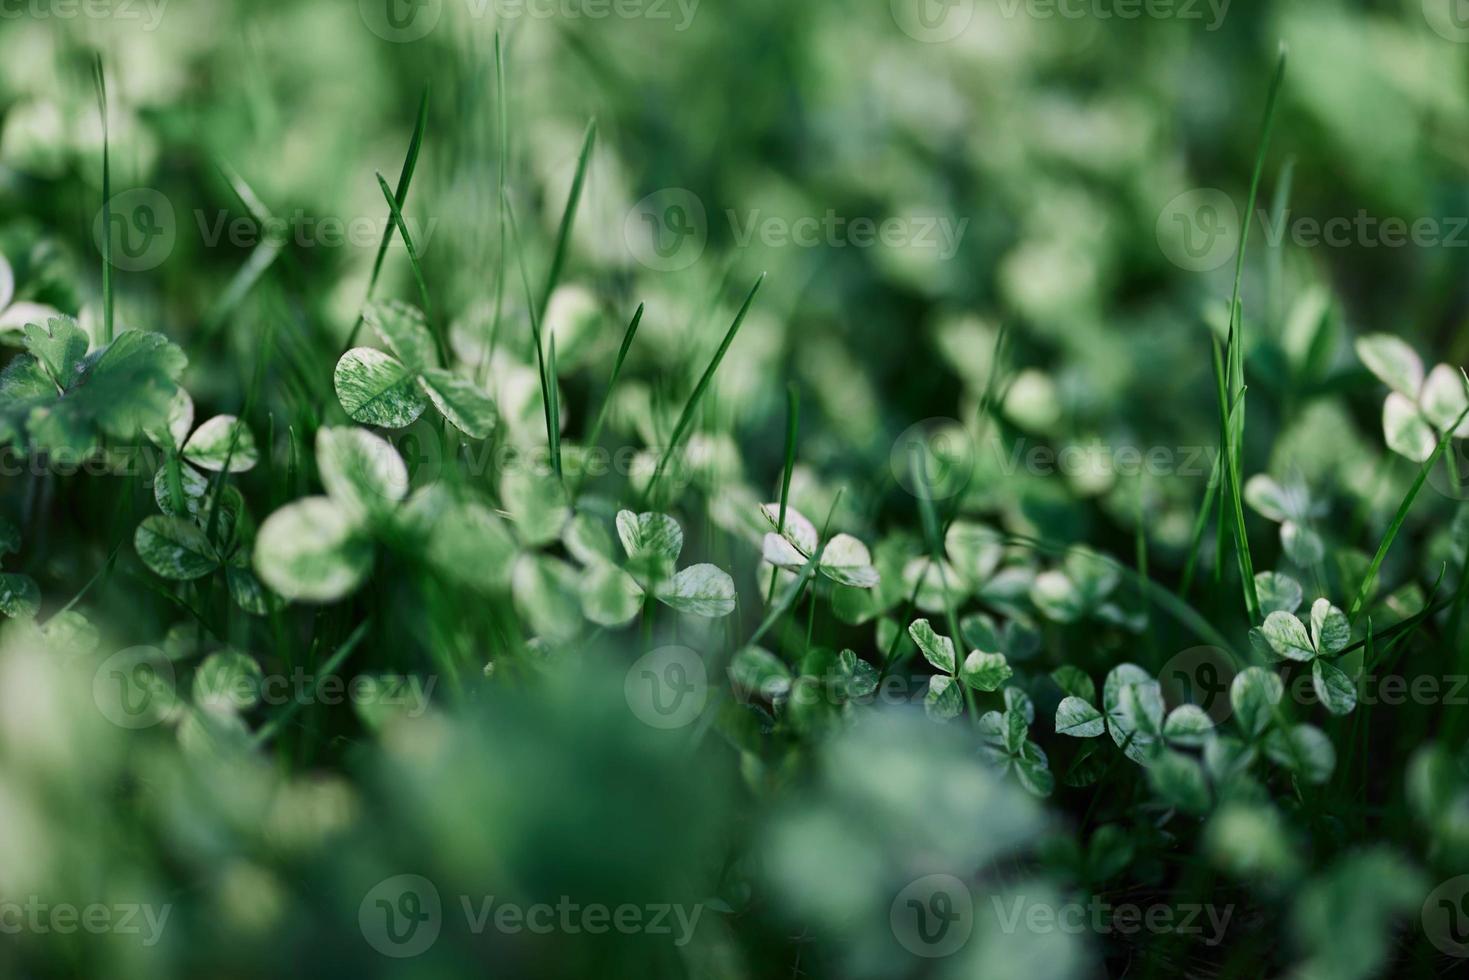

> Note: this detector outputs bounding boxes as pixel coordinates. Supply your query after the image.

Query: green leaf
[1255,571,1303,615]
[1203,736,1257,783]
[580,562,643,626]
[193,649,264,712]
[729,645,791,699]
[1051,665,1096,703]
[333,347,427,428]
[1120,681,1165,737]
[181,414,258,473]
[0,516,20,557]
[1261,610,1315,661]
[316,426,408,519]
[1421,363,1469,435]
[961,649,1012,691]
[500,468,570,546]
[135,515,219,580]
[561,512,615,567]
[1003,685,1035,724]
[1280,521,1324,566]
[363,298,436,370]
[23,316,89,390]
[418,368,497,439]
[1230,666,1283,739]
[924,674,962,721]
[836,649,878,699]
[415,492,517,593]
[1264,723,1335,784]
[1382,392,1436,462]
[1064,548,1119,605]
[1244,473,1303,523]
[511,553,582,640]
[153,461,210,519]
[1355,334,1424,398]
[0,573,40,618]
[815,533,879,588]
[1013,742,1053,797]
[759,503,818,565]
[253,496,373,602]
[907,619,955,673]
[144,387,194,450]
[1030,569,1084,623]
[1162,704,1213,747]
[1309,597,1350,656]
[945,520,1003,587]
[656,563,736,617]
[1312,658,1357,716]
[42,610,98,654]
[1055,696,1105,737]
[1103,664,1159,764]
[225,565,275,616]
[616,510,684,563]
[1148,750,1211,814]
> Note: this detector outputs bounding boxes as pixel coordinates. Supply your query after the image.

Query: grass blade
[765,383,801,606]
[373,171,444,365]
[574,302,644,494]
[92,54,113,346]
[540,118,597,322]
[503,189,560,481]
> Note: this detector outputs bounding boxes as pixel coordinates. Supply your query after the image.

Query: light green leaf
[818,533,879,588]
[418,368,497,439]
[253,496,373,602]
[1030,569,1084,623]
[1312,658,1357,716]
[192,650,264,712]
[1280,521,1324,567]
[41,610,98,654]
[1264,723,1335,784]
[961,649,1012,691]
[1162,704,1213,747]
[1055,696,1105,737]
[903,557,968,613]
[562,512,615,567]
[153,461,210,519]
[924,674,962,721]
[317,426,408,519]
[1104,664,1159,764]
[1003,685,1035,724]
[758,503,817,565]
[836,649,878,699]
[1382,391,1436,462]
[1230,666,1283,739]
[616,510,684,562]
[1355,334,1424,398]
[1148,750,1210,814]
[0,573,40,618]
[135,515,219,580]
[1013,741,1053,797]
[511,554,582,641]
[730,645,791,699]
[1261,610,1315,661]
[907,618,956,673]
[1254,571,1303,615]
[416,493,517,593]
[500,468,569,546]
[1120,681,1165,737]
[144,387,194,450]
[225,565,276,616]
[182,414,258,473]
[363,298,436,369]
[1244,474,1301,523]
[333,347,427,428]
[1051,665,1096,703]
[1064,548,1119,605]
[23,316,89,390]
[656,563,736,617]
[580,563,643,626]
[1309,598,1350,656]
[1421,363,1469,436]
[945,520,1003,586]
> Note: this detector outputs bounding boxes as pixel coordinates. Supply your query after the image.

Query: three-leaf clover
[1029,547,1133,627]
[1244,474,1326,566]
[335,299,497,438]
[908,617,1011,721]
[977,687,1053,796]
[570,510,737,625]
[145,388,259,518]
[0,516,40,619]
[1355,334,1469,462]
[1260,597,1356,715]
[760,503,879,589]
[901,520,1029,614]
[0,316,186,453]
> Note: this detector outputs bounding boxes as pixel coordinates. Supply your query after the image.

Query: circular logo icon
[92,645,178,729]
[1425,0,1469,43]
[625,645,708,729]
[359,0,442,41]
[1426,435,1469,501]
[1422,875,1469,957]
[890,0,975,43]
[1156,188,1240,272]
[359,874,442,958]
[890,873,973,958]
[891,418,975,501]
[93,189,175,272]
[624,189,707,272]
[1158,645,1239,726]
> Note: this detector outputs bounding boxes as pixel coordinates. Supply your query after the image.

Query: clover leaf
[760,503,879,589]
[977,689,1053,797]
[909,617,1012,722]
[1244,474,1326,566]
[1356,334,1469,462]
[568,510,736,625]
[1259,598,1355,715]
